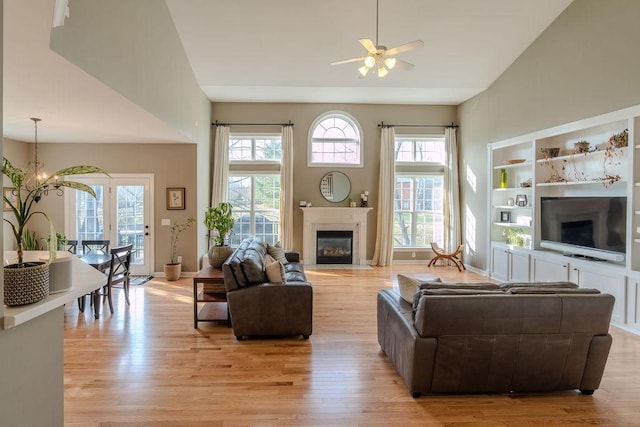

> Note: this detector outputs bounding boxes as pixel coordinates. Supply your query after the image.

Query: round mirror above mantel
[319,171,351,203]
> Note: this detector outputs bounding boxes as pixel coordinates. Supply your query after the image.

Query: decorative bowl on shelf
[502,159,526,165]
[541,147,560,158]
[520,178,532,188]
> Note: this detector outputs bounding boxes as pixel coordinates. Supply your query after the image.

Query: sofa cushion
[411,282,503,318]
[265,255,286,284]
[499,281,578,290]
[397,273,441,303]
[267,243,289,264]
[507,287,600,294]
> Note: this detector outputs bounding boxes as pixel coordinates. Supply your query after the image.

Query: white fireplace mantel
[300,207,373,265]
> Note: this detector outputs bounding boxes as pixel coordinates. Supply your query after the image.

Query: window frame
[307,110,364,168]
[227,172,281,246]
[228,132,282,165]
[393,133,446,250]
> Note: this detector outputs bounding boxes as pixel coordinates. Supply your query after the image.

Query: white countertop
[3,254,107,329]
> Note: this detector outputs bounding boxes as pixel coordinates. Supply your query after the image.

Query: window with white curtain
[228,134,281,245]
[393,135,445,248]
[308,111,363,166]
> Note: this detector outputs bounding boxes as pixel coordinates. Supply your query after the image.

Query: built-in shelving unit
[488,104,640,335]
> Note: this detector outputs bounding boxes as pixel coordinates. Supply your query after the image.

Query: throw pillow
[267,243,289,264]
[265,255,287,284]
[397,274,423,303]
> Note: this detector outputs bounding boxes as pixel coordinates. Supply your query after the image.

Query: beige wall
[458,0,640,270]
[2,138,200,272]
[212,102,457,260]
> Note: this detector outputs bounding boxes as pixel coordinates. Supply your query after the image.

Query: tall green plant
[204,202,235,246]
[2,157,109,266]
[169,217,195,264]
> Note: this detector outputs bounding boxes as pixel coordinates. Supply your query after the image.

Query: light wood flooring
[63,264,640,426]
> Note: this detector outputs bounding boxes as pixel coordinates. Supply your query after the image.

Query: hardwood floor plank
[63,265,640,426]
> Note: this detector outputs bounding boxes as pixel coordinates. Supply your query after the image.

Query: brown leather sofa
[222,237,312,340]
[377,281,614,397]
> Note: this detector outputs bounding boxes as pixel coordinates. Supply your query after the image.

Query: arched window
[308,111,363,167]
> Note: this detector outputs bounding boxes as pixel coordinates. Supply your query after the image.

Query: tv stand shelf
[488,104,640,335]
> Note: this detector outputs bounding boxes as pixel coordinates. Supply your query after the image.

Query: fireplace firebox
[316,230,353,264]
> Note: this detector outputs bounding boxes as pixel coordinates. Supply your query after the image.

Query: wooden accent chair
[428,242,465,272]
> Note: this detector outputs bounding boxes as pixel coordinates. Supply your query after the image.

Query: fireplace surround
[300,207,372,265]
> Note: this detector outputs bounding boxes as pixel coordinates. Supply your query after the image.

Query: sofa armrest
[580,334,613,393]
[377,289,437,395]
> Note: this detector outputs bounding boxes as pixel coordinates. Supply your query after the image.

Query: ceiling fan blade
[330,57,366,66]
[385,40,424,56]
[393,59,414,70]
[359,38,378,54]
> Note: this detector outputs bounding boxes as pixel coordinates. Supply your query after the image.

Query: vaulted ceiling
[3,0,572,143]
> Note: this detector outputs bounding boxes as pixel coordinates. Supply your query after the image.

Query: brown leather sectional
[222,237,312,340]
[377,281,615,397]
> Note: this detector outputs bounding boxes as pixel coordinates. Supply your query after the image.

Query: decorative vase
[3,262,50,306]
[164,263,182,281]
[208,245,234,268]
[500,169,508,188]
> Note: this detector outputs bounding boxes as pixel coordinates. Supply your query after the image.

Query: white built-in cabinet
[491,245,530,282]
[487,104,640,334]
[530,253,570,282]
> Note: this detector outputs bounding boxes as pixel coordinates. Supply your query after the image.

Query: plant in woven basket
[3,157,108,266]
[3,157,109,306]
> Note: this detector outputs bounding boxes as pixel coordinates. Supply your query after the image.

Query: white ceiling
[3,0,573,143]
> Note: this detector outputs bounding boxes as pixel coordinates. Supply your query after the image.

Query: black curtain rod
[212,120,294,127]
[378,121,458,128]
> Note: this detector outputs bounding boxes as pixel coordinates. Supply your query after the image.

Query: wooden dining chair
[66,239,78,254]
[81,239,110,255]
[102,244,134,315]
[428,242,466,272]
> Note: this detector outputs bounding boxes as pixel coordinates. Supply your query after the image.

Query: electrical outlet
[412,252,416,258]
[177,256,182,263]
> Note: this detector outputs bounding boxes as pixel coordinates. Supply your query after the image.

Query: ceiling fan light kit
[330,0,423,78]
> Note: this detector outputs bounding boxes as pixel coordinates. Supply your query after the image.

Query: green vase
[500,169,508,189]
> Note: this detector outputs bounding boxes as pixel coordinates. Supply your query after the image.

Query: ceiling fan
[330,0,423,78]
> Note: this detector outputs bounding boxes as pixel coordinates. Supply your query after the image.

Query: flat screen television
[539,196,627,262]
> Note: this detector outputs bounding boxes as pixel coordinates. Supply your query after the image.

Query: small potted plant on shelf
[3,156,108,306]
[164,217,195,281]
[608,129,628,148]
[204,202,235,268]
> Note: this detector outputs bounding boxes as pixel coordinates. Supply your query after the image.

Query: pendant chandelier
[26,117,63,202]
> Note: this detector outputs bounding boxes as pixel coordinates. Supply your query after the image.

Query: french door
[65,174,154,275]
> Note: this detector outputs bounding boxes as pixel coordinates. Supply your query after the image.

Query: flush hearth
[316,231,353,264]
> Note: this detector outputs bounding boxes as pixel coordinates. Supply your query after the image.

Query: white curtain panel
[280,125,294,249]
[371,126,396,266]
[211,125,230,206]
[443,127,461,253]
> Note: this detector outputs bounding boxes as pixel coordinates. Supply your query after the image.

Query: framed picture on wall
[3,187,16,212]
[166,187,185,210]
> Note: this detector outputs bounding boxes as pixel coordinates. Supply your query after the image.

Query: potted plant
[204,202,235,268]
[164,217,195,281]
[3,156,108,306]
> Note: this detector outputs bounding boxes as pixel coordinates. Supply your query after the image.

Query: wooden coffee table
[193,265,230,328]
